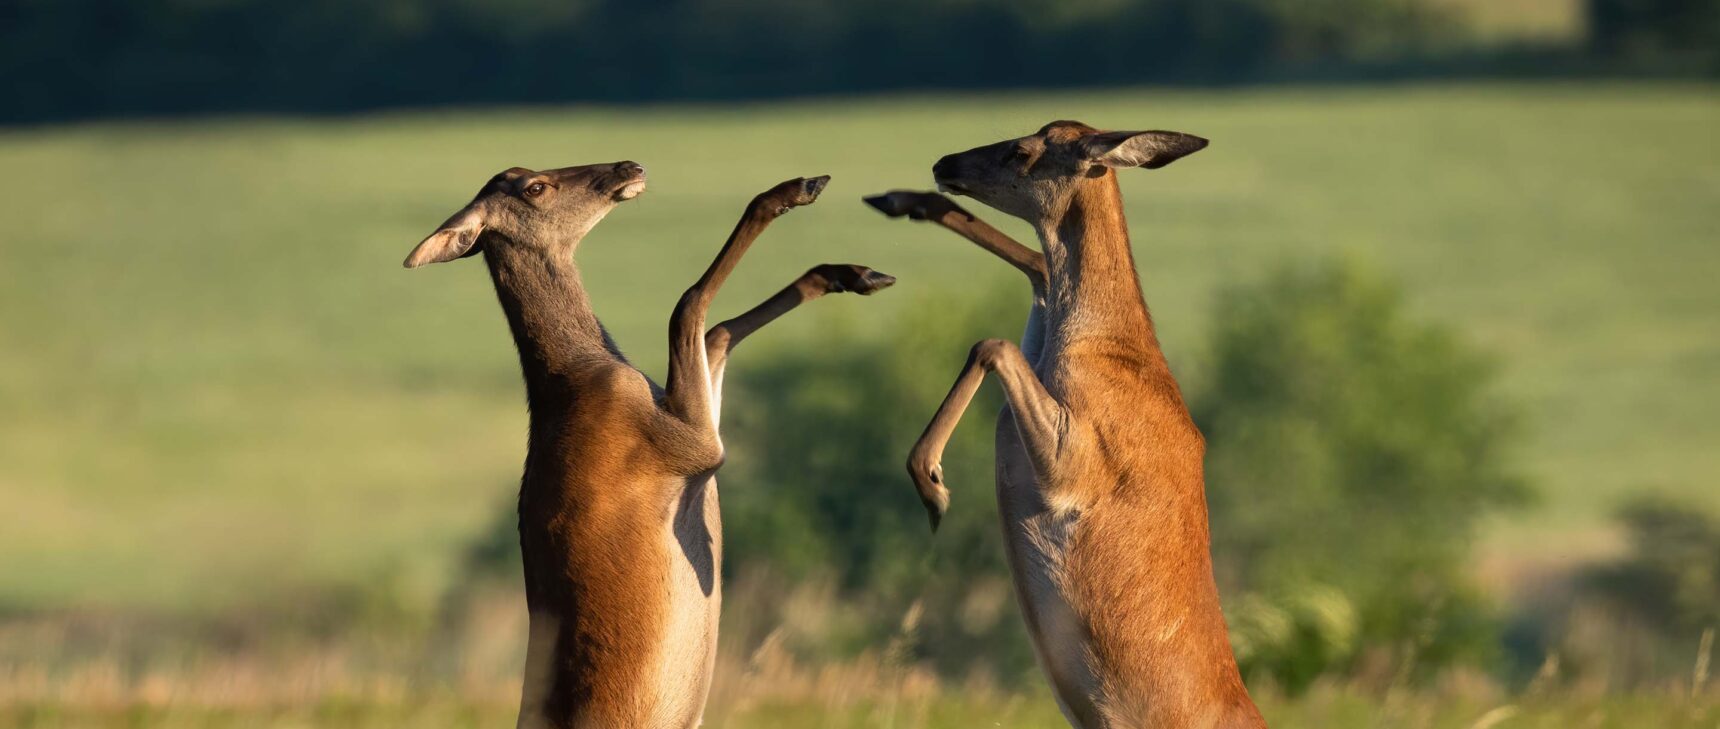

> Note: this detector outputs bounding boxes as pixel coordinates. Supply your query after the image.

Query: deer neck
[1035,175,1153,338]
[482,237,613,397]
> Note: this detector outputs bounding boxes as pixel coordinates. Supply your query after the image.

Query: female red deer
[406,163,893,729]
[866,122,1264,729]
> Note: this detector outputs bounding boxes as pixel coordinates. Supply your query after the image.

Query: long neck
[481,237,613,400]
[1036,174,1154,337]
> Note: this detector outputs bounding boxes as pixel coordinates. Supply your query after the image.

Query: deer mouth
[935,180,970,196]
[612,177,647,201]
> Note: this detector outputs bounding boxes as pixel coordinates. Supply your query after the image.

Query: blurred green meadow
[2,83,1718,723]
[4,83,1715,609]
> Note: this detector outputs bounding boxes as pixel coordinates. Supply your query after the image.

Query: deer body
[495,243,723,728]
[408,165,893,729]
[867,121,1263,729]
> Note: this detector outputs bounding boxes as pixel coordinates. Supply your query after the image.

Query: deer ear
[403,205,486,268]
[1082,130,1208,170]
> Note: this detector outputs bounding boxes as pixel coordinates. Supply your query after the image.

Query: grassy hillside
[0,83,1715,611]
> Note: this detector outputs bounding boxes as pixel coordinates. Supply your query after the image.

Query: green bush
[720,282,1042,679]
[1586,496,1720,634]
[1192,259,1529,689]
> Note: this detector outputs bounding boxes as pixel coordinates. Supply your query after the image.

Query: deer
[404,162,894,729]
[863,121,1265,729]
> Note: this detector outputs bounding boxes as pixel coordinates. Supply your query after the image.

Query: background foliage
[1196,261,1529,689]
[4,0,1716,122]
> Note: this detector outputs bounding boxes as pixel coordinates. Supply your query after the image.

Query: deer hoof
[761,175,832,214]
[862,190,957,222]
[782,175,829,207]
[862,192,911,217]
[800,175,830,199]
[907,458,950,533]
[814,264,897,296]
[857,269,897,295]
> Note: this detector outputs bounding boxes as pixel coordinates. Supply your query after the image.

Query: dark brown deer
[405,163,894,729]
[865,121,1264,729]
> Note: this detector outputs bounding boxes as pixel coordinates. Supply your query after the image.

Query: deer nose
[616,161,645,177]
[932,154,958,180]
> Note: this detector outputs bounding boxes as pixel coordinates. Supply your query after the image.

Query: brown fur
[870,122,1264,728]
[407,166,893,728]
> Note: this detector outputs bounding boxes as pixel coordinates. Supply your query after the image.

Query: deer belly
[516,480,720,729]
[649,474,722,728]
[995,418,1103,726]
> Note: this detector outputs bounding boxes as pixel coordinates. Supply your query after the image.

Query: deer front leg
[864,191,1046,288]
[664,175,829,429]
[864,191,1050,366]
[908,338,1068,531]
[701,263,896,428]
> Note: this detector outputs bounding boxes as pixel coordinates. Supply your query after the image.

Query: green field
[1,83,1717,614]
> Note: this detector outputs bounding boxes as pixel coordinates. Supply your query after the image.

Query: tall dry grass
[2,578,1716,728]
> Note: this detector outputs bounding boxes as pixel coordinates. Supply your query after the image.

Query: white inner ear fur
[1089,133,1171,169]
[403,207,485,268]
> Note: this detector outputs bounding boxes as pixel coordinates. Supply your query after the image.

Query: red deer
[865,121,1264,729]
[406,163,894,728]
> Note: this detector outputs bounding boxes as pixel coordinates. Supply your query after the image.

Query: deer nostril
[932,155,957,180]
[617,161,645,177]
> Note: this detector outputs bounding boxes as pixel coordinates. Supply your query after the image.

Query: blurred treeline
[5,0,1716,123]
[453,259,1717,691]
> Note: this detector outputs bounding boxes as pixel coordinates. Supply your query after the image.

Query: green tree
[1192,259,1529,690]
[721,282,1040,679]
[1584,495,1720,634]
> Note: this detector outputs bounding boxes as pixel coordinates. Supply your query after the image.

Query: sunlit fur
[407,168,894,728]
[907,121,1264,728]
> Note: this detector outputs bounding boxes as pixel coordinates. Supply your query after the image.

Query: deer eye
[524,182,548,197]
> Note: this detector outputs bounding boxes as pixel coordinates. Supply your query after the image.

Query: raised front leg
[864,191,1050,366]
[864,191,1046,287]
[700,263,896,427]
[908,338,1069,531]
[664,175,829,429]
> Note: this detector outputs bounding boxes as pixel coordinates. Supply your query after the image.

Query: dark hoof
[859,270,897,294]
[861,190,958,221]
[784,175,829,207]
[763,175,832,213]
[908,459,949,533]
[863,193,909,217]
[815,264,897,295]
[924,496,946,533]
[801,175,830,199]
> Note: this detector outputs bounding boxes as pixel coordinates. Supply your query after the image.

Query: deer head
[930,121,1206,223]
[404,161,648,268]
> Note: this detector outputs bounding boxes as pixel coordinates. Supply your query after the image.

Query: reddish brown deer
[405,163,894,729]
[865,121,1264,729]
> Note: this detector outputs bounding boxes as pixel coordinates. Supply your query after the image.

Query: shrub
[1192,259,1529,689]
[1553,494,1720,686]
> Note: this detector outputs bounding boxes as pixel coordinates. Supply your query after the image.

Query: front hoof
[908,459,950,533]
[861,190,958,221]
[759,175,832,216]
[813,264,898,296]
[862,192,912,217]
[857,269,897,294]
[798,175,830,202]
